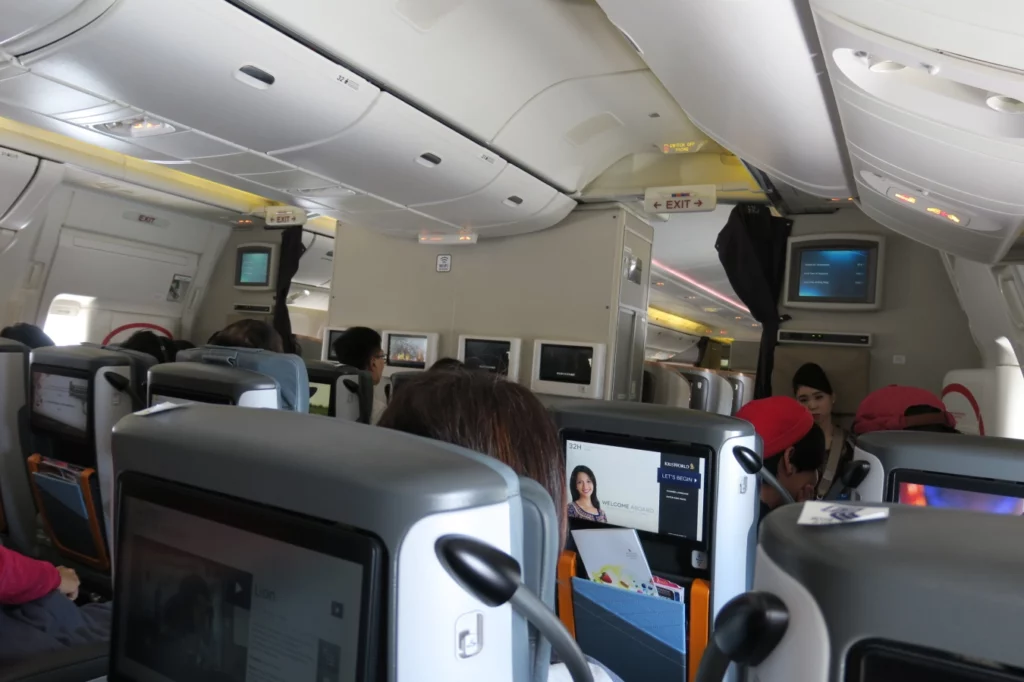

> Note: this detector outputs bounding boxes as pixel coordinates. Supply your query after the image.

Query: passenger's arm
[0,546,61,605]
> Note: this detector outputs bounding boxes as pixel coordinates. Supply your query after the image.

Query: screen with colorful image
[539,344,593,385]
[386,335,428,369]
[309,382,331,417]
[33,372,89,434]
[463,339,511,375]
[797,248,870,301]
[895,470,1024,516]
[564,432,709,543]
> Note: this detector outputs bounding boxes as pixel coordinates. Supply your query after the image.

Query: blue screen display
[797,248,870,300]
[239,252,270,285]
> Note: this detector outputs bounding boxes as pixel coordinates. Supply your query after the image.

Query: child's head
[737,396,825,504]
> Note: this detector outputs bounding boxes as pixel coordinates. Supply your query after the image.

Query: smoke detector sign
[644,184,717,214]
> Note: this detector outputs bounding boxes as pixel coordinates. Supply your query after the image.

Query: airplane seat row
[175,344,310,412]
[642,361,753,416]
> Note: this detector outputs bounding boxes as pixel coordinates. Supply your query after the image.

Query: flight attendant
[793,363,853,498]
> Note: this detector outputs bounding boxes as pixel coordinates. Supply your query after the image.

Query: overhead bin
[493,70,701,193]
[412,164,558,228]
[593,0,853,199]
[476,193,576,239]
[811,0,1024,263]
[20,0,381,154]
[0,0,115,54]
[274,94,507,206]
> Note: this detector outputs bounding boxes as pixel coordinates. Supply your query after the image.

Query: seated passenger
[120,330,170,363]
[0,323,54,349]
[792,362,853,498]
[171,339,196,355]
[0,546,111,663]
[853,385,958,435]
[377,370,621,682]
[332,327,387,423]
[429,357,465,372]
[736,396,826,521]
[210,319,284,353]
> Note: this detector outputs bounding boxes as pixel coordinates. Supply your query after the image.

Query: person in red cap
[736,396,826,522]
[853,385,958,435]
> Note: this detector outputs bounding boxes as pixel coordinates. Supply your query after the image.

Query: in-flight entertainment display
[238,251,271,286]
[112,475,383,682]
[539,344,593,385]
[897,480,1024,516]
[564,433,709,543]
[309,382,331,417]
[797,248,870,300]
[33,372,89,434]
[386,335,428,369]
[463,339,511,375]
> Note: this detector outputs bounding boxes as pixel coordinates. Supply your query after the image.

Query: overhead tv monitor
[233,242,278,292]
[563,431,710,546]
[381,331,439,376]
[530,340,606,399]
[457,335,522,381]
[111,473,383,682]
[320,326,348,362]
[782,233,885,311]
[892,470,1024,516]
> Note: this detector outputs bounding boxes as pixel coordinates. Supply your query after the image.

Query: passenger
[0,546,111,662]
[567,465,608,524]
[0,323,54,349]
[377,370,622,682]
[120,330,170,363]
[332,327,387,423]
[210,319,284,353]
[171,339,195,354]
[853,385,958,435]
[792,362,853,498]
[429,357,465,372]
[735,396,826,522]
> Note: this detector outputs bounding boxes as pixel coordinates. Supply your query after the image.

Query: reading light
[98,116,176,139]
[985,95,1024,114]
[655,281,665,287]
[419,232,478,245]
[894,193,917,204]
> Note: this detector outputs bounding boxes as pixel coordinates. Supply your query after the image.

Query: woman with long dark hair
[567,465,607,524]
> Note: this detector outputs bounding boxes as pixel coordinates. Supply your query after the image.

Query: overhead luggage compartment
[20,0,381,154]
[274,94,507,206]
[8,0,576,239]
[593,0,853,199]
[0,0,115,54]
[811,0,1024,263]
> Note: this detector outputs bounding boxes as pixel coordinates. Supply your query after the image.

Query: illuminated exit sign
[643,184,718,214]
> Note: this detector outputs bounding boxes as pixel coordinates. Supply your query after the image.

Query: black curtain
[273,227,306,355]
[715,204,793,398]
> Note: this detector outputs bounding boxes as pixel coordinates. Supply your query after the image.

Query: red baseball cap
[736,396,814,459]
[853,385,957,435]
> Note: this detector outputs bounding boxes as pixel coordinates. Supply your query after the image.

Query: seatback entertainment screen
[539,344,593,385]
[563,432,710,544]
[894,470,1024,516]
[463,338,511,375]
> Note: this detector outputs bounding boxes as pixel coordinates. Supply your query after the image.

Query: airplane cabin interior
[1,1,1024,681]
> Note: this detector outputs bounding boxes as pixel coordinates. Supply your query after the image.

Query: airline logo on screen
[657,461,702,488]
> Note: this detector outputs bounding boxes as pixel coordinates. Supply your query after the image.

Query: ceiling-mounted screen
[783,234,884,311]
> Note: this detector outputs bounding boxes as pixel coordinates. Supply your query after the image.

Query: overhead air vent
[504,195,524,207]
